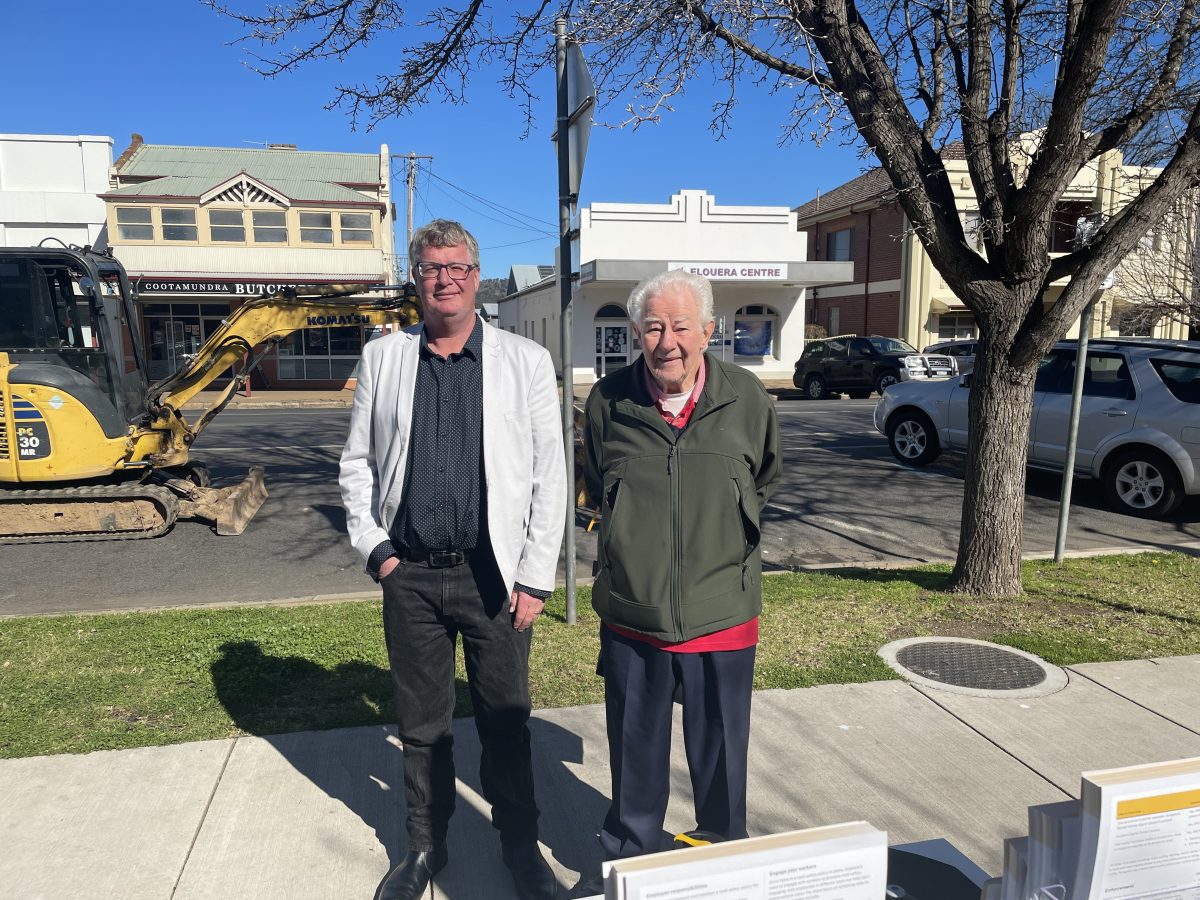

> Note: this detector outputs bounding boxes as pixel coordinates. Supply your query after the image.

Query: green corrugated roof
[110,143,382,204]
[106,175,374,204]
[121,144,380,182]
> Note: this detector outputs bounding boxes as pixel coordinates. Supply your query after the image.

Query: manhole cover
[878,637,1067,698]
[896,642,1046,689]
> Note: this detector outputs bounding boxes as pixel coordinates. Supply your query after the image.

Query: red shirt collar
[642,357,706,429]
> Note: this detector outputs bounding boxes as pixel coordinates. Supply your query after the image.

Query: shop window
[142,302,231,380]
[1049,201,1094,253]
[116,207,153,241]
[277,324,365,380]
[162,208,198,242]
[937,312,977,341]
[253,210,288,243]
[300,211,334,244]
[1110,305,1161,337]
[825,228,853,261]
[209,209,245,243]
[340,212,372,243]
[734,304,779,358]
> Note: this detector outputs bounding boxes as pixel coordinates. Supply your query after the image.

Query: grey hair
[626,269,714,328]
[410,219,480,268]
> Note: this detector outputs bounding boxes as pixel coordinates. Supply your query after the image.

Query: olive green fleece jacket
[583,354,782,643]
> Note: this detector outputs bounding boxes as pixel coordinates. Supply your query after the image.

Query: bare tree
[1109,182,1200,336]
[209,0,1200,595]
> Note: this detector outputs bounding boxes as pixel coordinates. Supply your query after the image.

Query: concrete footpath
[2,656,1199,898]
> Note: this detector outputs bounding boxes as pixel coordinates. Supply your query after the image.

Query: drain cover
[897,642,1045,689]
[879,637,1067,698]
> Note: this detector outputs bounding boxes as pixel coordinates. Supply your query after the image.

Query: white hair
[626,269,714,328]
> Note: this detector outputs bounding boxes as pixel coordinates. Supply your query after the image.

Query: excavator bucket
[173,466,269,535]
[214,466,268,535]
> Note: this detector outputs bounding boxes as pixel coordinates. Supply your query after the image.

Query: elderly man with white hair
[581,268,781,880]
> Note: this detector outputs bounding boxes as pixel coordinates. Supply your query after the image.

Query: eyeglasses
[414,261,478,280]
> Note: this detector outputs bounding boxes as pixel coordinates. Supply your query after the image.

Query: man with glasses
[340,219,567,899]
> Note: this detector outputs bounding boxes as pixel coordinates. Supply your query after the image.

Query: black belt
[402,547,473,568]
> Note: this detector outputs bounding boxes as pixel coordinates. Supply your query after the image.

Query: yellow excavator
[0,245,420,542]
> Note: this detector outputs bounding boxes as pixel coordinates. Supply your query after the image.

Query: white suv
[873,339,1200,518]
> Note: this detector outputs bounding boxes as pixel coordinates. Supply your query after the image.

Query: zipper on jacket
[667,445,676,475]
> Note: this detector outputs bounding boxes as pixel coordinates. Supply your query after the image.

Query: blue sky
[3,1,873,279]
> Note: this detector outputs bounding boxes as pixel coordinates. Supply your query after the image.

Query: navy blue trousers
[598,625,756,860]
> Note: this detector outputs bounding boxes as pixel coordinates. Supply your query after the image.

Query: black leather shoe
[374,846,448,900]
[502,839,558,899]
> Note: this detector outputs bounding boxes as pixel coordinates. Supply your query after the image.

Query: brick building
[795,143,1193,349]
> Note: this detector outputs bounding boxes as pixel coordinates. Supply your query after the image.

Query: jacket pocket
[731,473,761,564]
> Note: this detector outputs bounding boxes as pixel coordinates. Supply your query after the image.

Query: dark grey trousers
[380,549,538,850]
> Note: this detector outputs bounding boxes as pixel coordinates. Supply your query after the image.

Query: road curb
[0,591,382,620]
[7,541,1199,620]
[765,539,1200,575]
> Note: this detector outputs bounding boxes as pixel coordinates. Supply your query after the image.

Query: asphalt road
[2,402,1198,616]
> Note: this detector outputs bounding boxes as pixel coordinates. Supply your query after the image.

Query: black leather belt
[402,547,472,568]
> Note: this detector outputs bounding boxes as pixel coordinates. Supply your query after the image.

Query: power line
[480,236,556,250]
[426,177,555,236]
[425,170,556,232]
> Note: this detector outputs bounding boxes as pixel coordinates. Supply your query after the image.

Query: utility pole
[390,153,432,281]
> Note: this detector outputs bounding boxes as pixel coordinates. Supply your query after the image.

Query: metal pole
[406,153,416,279]
[555,18,578,624]
[1053,297,1096,562]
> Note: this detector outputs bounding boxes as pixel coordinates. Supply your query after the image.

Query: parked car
[793,335,957,400]
[923,339,979,374]
[873,339,1200,518]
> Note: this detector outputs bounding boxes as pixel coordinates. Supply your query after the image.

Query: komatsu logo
[306,314,373,326]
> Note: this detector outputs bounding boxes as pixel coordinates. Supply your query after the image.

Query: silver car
[874,339,1200,518]
[922,339,978,374]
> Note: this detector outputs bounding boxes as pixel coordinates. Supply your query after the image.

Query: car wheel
[804,375,828,400]
[847,389,871,400]
[887,410,941,466]
[1103,448,1184,519]
[875,370,901,395]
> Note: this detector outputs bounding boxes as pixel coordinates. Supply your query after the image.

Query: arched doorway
[594,304,631,376]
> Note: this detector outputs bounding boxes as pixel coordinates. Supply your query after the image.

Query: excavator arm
[116,284,421,537]
[135,284,420,467]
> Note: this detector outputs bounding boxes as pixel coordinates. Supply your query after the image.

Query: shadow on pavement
[210,641,613,895]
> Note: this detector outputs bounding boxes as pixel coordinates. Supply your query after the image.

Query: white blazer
[339,318,567,595]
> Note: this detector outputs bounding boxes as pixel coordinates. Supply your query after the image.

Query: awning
[929,297,969,313]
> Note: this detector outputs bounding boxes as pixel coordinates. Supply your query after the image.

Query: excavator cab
[0,247,148,478]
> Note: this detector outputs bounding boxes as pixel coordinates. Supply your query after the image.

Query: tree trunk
[947,338,1038,596]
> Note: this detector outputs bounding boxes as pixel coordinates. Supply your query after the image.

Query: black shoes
[375,846,448,900]
[375,839,556,899]
[501,839,558,899]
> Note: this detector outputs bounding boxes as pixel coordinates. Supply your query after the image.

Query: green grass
[2,552,1199,759]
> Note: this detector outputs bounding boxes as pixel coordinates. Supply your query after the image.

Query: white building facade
[0,134,113,248]
[499,189,852,385]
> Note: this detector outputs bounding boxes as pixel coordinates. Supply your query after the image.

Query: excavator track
[0,483,180,544]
